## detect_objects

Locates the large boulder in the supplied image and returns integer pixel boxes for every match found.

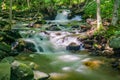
[66,42,84,51]
[109,37,120,49]
[11,61,34,80]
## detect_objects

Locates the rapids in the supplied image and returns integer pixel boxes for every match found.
[12,9,120,80]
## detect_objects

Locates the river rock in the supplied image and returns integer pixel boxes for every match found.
[11,61,34,80]
[66,42,81,51]
[46,24,61,31]
[33,70,50,80]
[109,37,120,49]
[24,42,37,52]
[83,60,103,69]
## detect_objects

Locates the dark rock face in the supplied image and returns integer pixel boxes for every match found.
[66,42,83,51]
[24,42,37,52]
[13,40,44,53]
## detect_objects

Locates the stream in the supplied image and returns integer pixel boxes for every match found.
[12,10,120,80]
[13,25,120,80]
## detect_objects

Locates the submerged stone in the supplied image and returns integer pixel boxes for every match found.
[83,60,103,69]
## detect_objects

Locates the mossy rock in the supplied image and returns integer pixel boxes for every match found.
[109,37,120,49]
[0,43,11,52]
[0,50,9,60]
[1,57,14,64]
[11,61,34,80]
[0,62,11,80]
[0,30,21,43]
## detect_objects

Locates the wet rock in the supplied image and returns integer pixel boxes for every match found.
[24,42,37,52]
[33,70,50,80]
[27,20,46,28]
[46,24,61,31]
[11,61,34,80]
[66,42,83,51]
[84,44,92,49]
[82,40,94,50]
[14,40,37,52]
[38,46,44,52]
[83,60,103,69]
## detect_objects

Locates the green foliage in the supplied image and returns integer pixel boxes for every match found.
[0,62,11,80]
[84,0,115,18]
[84,0,96,18]
[104,26,120,39]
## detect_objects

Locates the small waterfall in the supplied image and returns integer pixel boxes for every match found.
[19,30,84,53]
[20,31,57,53]
[71,15,82,21]
[55,9,71,20]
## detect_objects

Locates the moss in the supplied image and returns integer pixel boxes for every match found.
[0,43,11,52]
[11,61,34,80]
[1,57,14,64]
[0,62,11,80]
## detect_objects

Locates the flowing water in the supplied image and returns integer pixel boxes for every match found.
[14,29,120,80]
[13,10,120,80]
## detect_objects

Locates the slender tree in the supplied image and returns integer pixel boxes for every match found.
[96,0,103,30]
[9,0,12,29]
[111,0,119,26]
[27,0,30,8]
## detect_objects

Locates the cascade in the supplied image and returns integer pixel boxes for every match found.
[11,10,120,80]
[55,9,71,20]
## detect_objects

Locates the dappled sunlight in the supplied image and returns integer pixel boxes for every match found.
[83,60,104,69]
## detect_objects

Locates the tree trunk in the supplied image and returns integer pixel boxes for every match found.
[27,0,30,8]
[96,0,103,30]
[111,0,119,26]
[9,0,12,29]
